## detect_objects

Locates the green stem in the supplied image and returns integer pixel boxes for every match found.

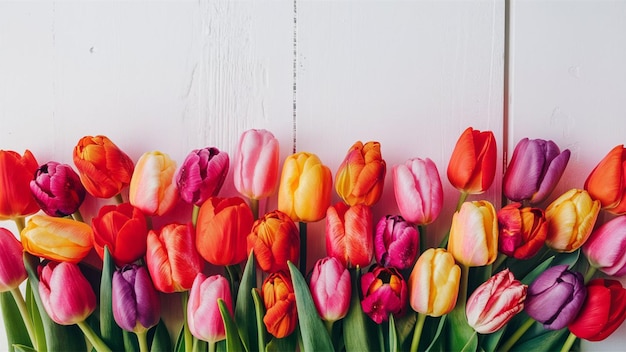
[560,332,578,352]
[182,291,193,352]
[492,253,508,271]
[14,217,26,234]
[114,193,124,204]
[136,330,149,352]
[324,320,334,338]
[10,288,37,348]
[77,320,112,352]
[458,264,470,308]
[499,317,535,352]
[418,225,427,254]
[377,323,385,352]
[192,205,200,227]
[299,222,307,275]
[584,266,597,284]
[209,341,216,352]
[456,192,469,212]
[250,198,259,220]
[409,313,427,352]
[72,209,84,222]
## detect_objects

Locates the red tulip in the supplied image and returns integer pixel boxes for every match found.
[262,271,297,338]
[497,203,547,260]
[0,228,27,292]
[129,151,178,216]
[187,274,233,343]
[247,210,299,273]
[584,145,626,214]
[447,127,497,194]
[568,279,626,341]
[0,149,39,219]
[392,158,443,225]
[91,203,148,266]
[326,202,373,269]
[233,129,280,200]
[176,147,229,206]
[335,141,386,206]
[309,257,351,322]
[30,161,86,217]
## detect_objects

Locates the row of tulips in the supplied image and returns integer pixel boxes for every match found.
[1,127,626,352]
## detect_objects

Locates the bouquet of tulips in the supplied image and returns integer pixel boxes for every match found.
[1,127,626,352]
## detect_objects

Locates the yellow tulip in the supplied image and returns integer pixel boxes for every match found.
[447,200,498,267]
[545,189,600,252]
[21,215,93,263]
[408,248,460,317]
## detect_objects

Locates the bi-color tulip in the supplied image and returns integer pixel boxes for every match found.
[129,151,179,216]
[176,147,229,206]
[335,141,386,206]
[374,215,419,269]
[262,271,297,338]
[503,138,570,204]
[309,257,351,322]
[568,279,626,341]
[233,129,280,200]
[0,149,40,219]
[326,202,373,269]
[277,152,332,223]
[247,210,299,273]
[112,264,160,333]
[408,248,460,317]
[392,157,443,225]
[545,189,600,252]
[497,203,547,260]
[361,265,407,324]
[187,274,233,343]
[21,215,93,264]
[0,228,27,292]
[447,200,498,267]
[446,127,497,194]
[584,145,626,214]
[73,135,134,199]
[30,161,86,217]
[582,215,626,277]
[91,203,148,266]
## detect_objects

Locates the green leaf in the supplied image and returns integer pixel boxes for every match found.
[511,328,568,352]
[123,329,139,351]
[389,314,398,352]
[521,256,554,286]
[251,288,266,351]
[101,246,124,351]
[265,334,297,352]
[235,251,258,352]
[151,319,172,352]
[479,325,505,352]
[219,299,245,352]
[425,315,447,352]
[11,344,37,352]
[287,261,335,352]
[25,283,44,350]
[342,267,378,351]
[393,311,416,347]
[448,304,477,352]
[0,292,31,351]
[174,325,186,352]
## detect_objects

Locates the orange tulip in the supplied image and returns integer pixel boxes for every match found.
[584,145,626,214]
[447,200,498,267]
[73,135,134,199]
[0,149,40,219]
[21,215,93,264]
[545,189,600,252]
[277,152,332,223]
[262,271,297,338]
[335,141,386,206]
[247,210,300,273]
[447,127,497,194]
[129,151,179,216]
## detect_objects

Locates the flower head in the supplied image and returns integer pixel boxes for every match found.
[584,145,626,214]
[30,161,86,217]
[374,215,419,269]
[309,257,351,322]
[447,127,497,194]
[545,189,600,252]
[447,200,498,267]
[497,203,547,259]
[91,203,148,266]
[568,279,626,341]
[392,158,443,225]
[0,149,40,219]
[112,264,160,333]
[233,129,280,200]
[262,271,297,338]
[129,151,179,216]
[361,265,407,324]
[0,228,28,292]
[582,215,626,277]
[408,248,460,317]
[187,274,233,343]
[247,210,300,273]
[325,202,373,269]
[335,141,386,206]
[21,215,93,264]
[176,147,229,206]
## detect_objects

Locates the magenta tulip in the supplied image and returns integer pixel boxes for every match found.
[30,161,86,217]
[112,264,160,333]
[361,265,407,324]
[582,215,626,277]
[233,129,280,200]
[392,158,443,225]
[0,228,27,292]
[187,274,233,343]
[176,147,229,206]
[374,215,419,269]
[309,257,351,322]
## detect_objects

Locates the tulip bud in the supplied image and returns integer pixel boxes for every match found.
[545,189,600,252]
[21,215,93,264]
[112,264,160,333]
[466,269,527,334]
[146,223,203,293]
[447,200,498,267]
[73,135,134,199]
[335,141,386,206]
[568,279,626,341]
[582,215,626,277]
[326,202,373,269]
[447,127,497,194]
[187,274,233,343]
[408,248,460,317]
[392,158,443,225]
[247,210,300,273]
[176,147,229,206]
[525,265,586,330]
[91,203,148,266]
[0,149,40,219]
[233,129,280,200]
[374,215,419,269]
[503,138,570,204]
[30,161,86,217]
[497,203,547,260]
[0,228,27,292]
[277,152,332,223]
[584,145,626,214]
[309,257,351,322]
[129,151,179,216]
[361,265,407,324]
[38,262,96,325]
[262,271,297,338]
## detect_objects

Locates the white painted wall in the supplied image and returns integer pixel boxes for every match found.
[0,0,623,350]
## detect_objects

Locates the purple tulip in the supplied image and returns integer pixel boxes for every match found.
[176,147,229,206]
[112,264,160,333]
[374,215,419,269]
[361,265,407,324]
[29,161,86,217]
[503,138,570,204]
[524,265,586,330]
[309,257,351,322]
[583,215,626,277]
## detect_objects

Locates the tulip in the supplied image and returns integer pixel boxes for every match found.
[112,264,160,333]
[584,145,626,214]
[408,248,460,317]
[503,138,570,204]
[392,158,443,225]
[582,215,626,277]
[497,203,547,260]
[21,215,93,264]
[545,189,600,252]
[187,274,233,343]
[525,265,586,330]
[568,279,626,341]
[277,152,332,223]
[309,257,351,322]
[233,129,280,200]
[262,271,297,338]
[446,127,497,194]
[146,223,203,293]
[196,196,253,266]
[30,161,86,217]
[361,265,407,324]
[176,147,229,206]
[73,135,134,199]
[247,210,299,273]
[374,215,419,269]
[466,269,527,334]
[335,141,386,206]
[326,202,373,269]
[0,228,27,292]
[129,151,179,216]
[91,203,148,266]
[447,200,498,267]
[0,149,39,219]
[38,261,96,325]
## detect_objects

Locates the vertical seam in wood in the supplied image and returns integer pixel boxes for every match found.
[502,0,511,208]
[292,0,298,153]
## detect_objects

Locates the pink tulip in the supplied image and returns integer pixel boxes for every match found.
[0,228,27,292]
[374,215,419,269]
[392,158,443,225]
[309,257,351,322]
[176,147,229,206]
[583,215,626,277]
[447,200,498,267]
[129,151,179,216]
[233,129,280,200]
[187,274,233,343]
[326,202,373,269]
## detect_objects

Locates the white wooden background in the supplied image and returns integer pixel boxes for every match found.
[0,0,624,350]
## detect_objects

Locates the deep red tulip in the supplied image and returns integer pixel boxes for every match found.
[91,203,148,266]
[568,279,626,341]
